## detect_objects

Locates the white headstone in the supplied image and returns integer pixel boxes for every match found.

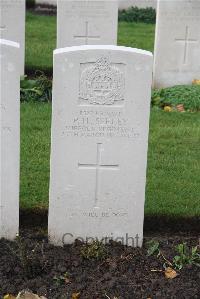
[0,0,25,75]
[0,39,20,240]
[57,0,118,48]
[153,0,200,88]
[49,45,153,247]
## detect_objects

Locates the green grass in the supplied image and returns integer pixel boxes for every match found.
[24,12,199,218]
[118,21,154,52]
[146,109,200,217]
[26,12,56,72]
[26,12,155,72]
[20,102,51,208]
[20,103,200,217]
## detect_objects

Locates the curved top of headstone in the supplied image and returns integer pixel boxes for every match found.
[0,39,20,48]
[54,45,153,57]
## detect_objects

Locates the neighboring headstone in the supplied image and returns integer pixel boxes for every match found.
[57,0,118,48]
[49,45,153,247]
[0,0,25,75]
[153,0,200,88]
[0,39,20,240]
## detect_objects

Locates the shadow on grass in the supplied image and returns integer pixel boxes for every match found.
[25,67,53,78]
[20,208,200,233]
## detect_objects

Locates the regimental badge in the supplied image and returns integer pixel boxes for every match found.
[79,57,125,105]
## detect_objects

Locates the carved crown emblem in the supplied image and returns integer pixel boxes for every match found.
[79,57,125,105]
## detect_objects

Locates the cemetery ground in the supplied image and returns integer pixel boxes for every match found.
[25,12,155,73]
[1,9,200,299]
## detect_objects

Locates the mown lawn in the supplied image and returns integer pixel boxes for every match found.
[23,11,200,217]
[25,12,155,72]
[20,103,200,217]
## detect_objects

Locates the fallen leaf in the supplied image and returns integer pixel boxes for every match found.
[164,106,172,112]
[72,292,80,299]
[4,295,16,299]
[192,79,200,85]
[176,104,185,112]
[16,291,47,299]
[165,267,178,279]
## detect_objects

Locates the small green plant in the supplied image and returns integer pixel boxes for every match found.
[147,240,200,271]
[118,6,156,24]
[81,240,107,260]
[147,240,160,256]
[20,72,52,102]
[147,240,172,268]
[173,243,200,270]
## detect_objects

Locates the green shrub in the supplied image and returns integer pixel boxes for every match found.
[151,85,200,111]
[26,0,35,9]
[20,72,52,102]
[118,6,156,24]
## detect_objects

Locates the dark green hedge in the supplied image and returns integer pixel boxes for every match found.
[26,0,35,9]
[118,6,156,24]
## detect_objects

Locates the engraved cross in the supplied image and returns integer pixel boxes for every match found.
[74,21,100,45]
[175,26,198,64]
[78,143,119,208]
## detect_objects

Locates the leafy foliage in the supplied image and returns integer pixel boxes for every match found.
[118,7,156,24]
[152,85,200,111]
[20,72,52,102]
[147,240,160,256]
[173,243,200,270]
[147,240,200,271]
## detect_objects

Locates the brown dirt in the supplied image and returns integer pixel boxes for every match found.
[0,227,199,299]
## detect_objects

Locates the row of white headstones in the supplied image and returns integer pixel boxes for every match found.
[1,0,200,87]
[0,0,199,247]
[1,40,153,247]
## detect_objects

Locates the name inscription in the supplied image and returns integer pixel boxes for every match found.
[63,109,140,139]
